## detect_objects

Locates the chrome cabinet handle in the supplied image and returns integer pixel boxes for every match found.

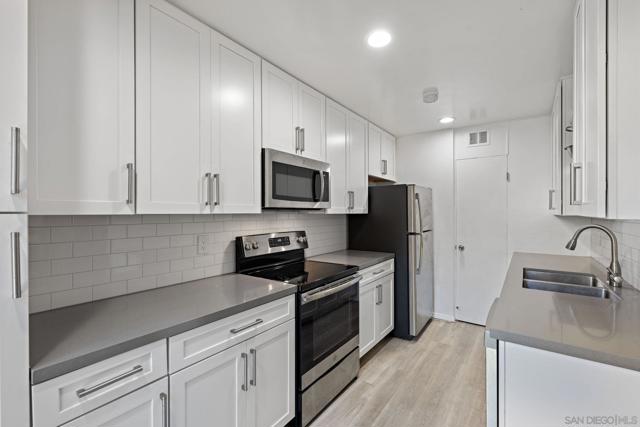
[565,125,574,133]
[347,191,354,210]
[230,318,263,334]
[10,232,21,299]
[295,127,301,152]
[10,127,20,195]
[376,284,383,305]
[126,163,135,205]
[250,349,257,386]
[301,128,305,152]
[570,163,583,205]
[160,392,168,427]
[457,244,465,251]
[204,173,212,206]
[380,159,387,175]
[241,353,248,391]
[548,189,555,210]
[214,173,220,206]
[372,269,385,275]
[76,365,144,398]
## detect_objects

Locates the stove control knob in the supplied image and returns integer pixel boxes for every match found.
[252,242,260,250]
[244,242,252,251]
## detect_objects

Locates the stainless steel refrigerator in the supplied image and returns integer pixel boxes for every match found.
[348,184,434,339]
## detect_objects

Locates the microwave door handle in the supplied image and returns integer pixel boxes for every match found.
[320,171,326,202]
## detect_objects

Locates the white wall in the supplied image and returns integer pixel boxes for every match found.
[28,213,347,313]
[397,130,456,321]
[507,116,590,256]
[397,116,590,321]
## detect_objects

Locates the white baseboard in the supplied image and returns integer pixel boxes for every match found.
[433,312,456,322]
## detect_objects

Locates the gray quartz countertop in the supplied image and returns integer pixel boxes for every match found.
[486,252,640,371]
[30,274,296,385]
[309,250,394,270]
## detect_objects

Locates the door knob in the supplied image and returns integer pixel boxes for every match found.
[457,245,465,251]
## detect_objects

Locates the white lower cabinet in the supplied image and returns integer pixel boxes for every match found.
[170,319,295,427]
[63,378,168,427]
[358,261,395,357]
[491,341,640,427]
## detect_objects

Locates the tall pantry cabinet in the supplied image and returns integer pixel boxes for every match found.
[0,1,29,426]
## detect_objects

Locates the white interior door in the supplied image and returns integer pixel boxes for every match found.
[136,0,211,213]
[261,61,297,154]
[0,0,27,213]
[347,113,368,213]
[0,214,29,427]
[65,379,166,427]
[212,32,261,213]
[455,156,508,325]
[325,100,348,214]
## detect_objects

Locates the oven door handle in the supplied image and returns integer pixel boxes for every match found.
[301,275,361,305]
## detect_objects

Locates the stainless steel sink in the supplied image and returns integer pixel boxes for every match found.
[522,268,614,300]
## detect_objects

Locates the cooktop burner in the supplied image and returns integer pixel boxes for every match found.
[244,260,357,293]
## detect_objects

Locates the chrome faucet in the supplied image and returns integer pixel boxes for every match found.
[565,225,623,287]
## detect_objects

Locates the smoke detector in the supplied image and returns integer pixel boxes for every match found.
[422,87,439,104]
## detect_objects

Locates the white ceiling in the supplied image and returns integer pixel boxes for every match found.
[172,0,575,136]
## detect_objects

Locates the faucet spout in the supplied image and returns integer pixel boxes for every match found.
[565,225,623,287]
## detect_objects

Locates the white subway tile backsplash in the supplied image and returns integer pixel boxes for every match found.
[28,213,348,313]
[592,219,640,289]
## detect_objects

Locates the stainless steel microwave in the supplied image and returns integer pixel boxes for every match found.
[262,148,330,209]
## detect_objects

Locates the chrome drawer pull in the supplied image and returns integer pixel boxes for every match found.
[76,365,144,398]
[230,318,263,334]
[372,269,385,275]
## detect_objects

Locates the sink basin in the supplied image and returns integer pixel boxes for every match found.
[523,268,599,287]
[522,268,614,300]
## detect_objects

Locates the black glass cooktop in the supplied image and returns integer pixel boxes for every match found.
[245,260,358,293]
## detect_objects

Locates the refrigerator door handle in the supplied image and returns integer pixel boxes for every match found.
[415,194,424,273]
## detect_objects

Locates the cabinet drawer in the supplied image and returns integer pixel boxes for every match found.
[32,340,167,427]
[169,295,295,372]
[360,259,394,285]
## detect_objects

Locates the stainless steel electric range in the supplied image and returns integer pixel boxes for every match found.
[235,231,361,426]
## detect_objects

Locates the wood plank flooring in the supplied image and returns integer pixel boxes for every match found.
[309,320,486,427]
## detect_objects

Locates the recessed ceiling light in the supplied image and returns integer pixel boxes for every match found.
[367,30,391,48]
[439,116,455,124]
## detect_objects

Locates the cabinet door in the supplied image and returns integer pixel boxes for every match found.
[325,100,348,214]
[262,61,298,155]
[607,0,640,219]
[248,319,295,427]
[348,113,369,213]
[549,82,562,214]
[358,282,377,357]
[0,0,27,212]
[136,0,211,214]
[212,32,261,213]
[63,378,167,427]
[297,83,326,161]
[572,0,606,218]
[368,123,382,178]
[29,0,134,214]
[0,214,28,427]
[380,131,396,181]
[375,274,394,340]
[171,342,247,427]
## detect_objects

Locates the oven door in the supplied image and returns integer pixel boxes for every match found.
[263,148,330,209]
[299,274,360,390]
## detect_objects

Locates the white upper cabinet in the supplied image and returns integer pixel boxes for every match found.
[368,123,396,181]
[211,33,262,213]
[325,100,368,214]
[380,130,396,182]
[136,0,212,214]
[572,0,607,218]
[29,0,134,214]
[325,100,348,213]
[262,60,326,161]
[347,113,369,213]
[0,0,27,213]
[549,81,562,214]
[607,0,640,219]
